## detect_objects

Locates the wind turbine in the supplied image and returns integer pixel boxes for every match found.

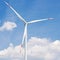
[4,1,54,60]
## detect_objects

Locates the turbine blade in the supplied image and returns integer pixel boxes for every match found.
[22,25,26,45]
[28,18,54,24]
[4,1,26,23]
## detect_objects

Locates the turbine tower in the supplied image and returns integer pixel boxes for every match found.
[4,1,54,60]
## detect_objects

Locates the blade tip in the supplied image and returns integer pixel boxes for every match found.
[48,18,54,20]
[4,1,8,5]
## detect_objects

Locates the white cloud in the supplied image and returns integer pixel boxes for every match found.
[0,21,17,31]
[0,37,60,60]
[27,37,60,60]
[0,43,24,58]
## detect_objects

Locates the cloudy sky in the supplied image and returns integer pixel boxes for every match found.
[0,0,60,60]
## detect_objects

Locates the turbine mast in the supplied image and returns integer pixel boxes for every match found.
[25,24,28,60]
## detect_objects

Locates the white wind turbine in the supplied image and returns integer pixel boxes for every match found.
[4,1,54,60]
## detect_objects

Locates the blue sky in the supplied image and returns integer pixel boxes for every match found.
[0,0,60,49]
[0,0,60,60]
